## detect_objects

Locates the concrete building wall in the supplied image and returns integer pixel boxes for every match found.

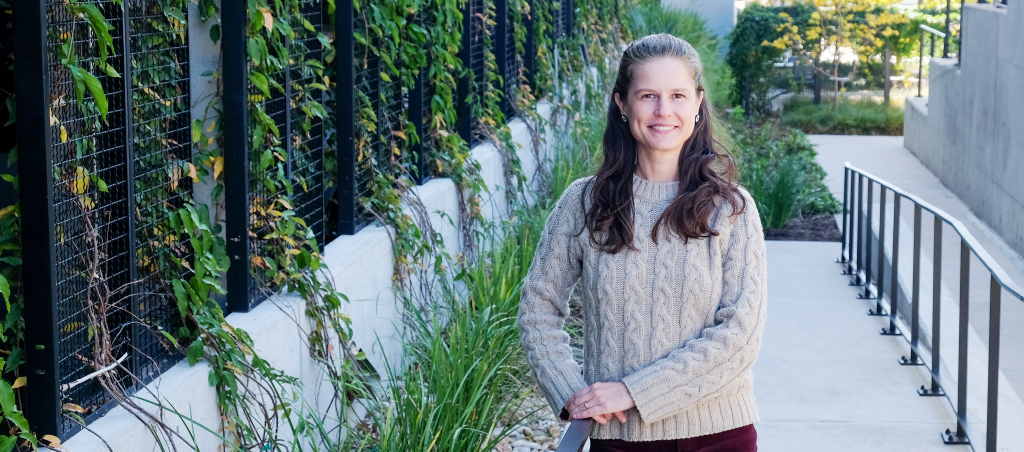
[661,0,737,38]
[903,2,1024,260]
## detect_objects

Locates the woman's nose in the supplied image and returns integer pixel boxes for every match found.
[653,97,672,117]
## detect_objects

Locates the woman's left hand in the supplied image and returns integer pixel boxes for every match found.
[565,382,636,424]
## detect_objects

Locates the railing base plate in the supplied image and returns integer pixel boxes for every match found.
[899,356,924,366]
[941,430,969,445]
[867,308,888,316]
[879,327,902,336]
[918,386,945,397]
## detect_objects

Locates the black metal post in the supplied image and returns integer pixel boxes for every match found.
[986,275,1001,452]
[854,173,864,286]
[14,0,60,437]
[902,203,925,365]
[945,239,971,444]
[336,0,356,234]
[918,31,924,97]
[524,0,536,89]
[457,0,474,144]
[921,216,945,396]
[840,168,849,264]
[862,180,875,299]
[869,186,887,312]
[847,169,857,275]
[881,194,901,332]
[224,0,251,313]
[122,2,142,387]
[944,0,951,57]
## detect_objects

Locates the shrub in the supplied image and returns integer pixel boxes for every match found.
[781,98,904,135]
[731,120,841,229]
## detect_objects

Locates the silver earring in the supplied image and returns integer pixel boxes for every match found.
[635,151,638,165]
[695,114,701,124]
[621,114,627,123]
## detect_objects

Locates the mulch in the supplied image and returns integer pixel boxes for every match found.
[764,214,842,242]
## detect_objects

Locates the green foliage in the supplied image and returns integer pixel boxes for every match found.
[0,358,34,451]
[625,1,734,107]
[732,119,840,228]
[727,4,813,114]
[781,97,904,135]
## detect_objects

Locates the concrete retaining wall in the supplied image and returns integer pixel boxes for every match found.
[903,1,1024,261]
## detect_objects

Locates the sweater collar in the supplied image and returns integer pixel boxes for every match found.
[632,173,678,202]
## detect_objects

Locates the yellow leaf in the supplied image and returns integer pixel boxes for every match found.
[63,403,87,413]
[71,167,90,195]
[253,256,269,269]
[42,434,68,451]
[60,125,68,143]
[277,198,292,210]
[213,156,225,180]
[188,163,198,183]
[392,130,407,140]
[260,7,274,31]
[11,376,26,389]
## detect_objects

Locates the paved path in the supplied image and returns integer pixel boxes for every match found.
[754,241,967,452]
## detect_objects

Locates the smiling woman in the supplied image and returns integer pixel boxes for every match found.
[517,34,767,451]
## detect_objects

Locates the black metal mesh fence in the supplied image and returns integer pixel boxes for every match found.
[501,3,520,120]
[40,0,190,436]
[244,0,328,305]
[467,0,486,146]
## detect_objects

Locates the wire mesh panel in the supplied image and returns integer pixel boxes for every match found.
[17,0,192,438]
[128,0,192,385]
[235,0,329,308]
[499,0,521,120]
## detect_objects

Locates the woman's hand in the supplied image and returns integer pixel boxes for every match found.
[564,382,636,425]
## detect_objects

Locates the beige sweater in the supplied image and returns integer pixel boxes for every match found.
[517,175,768,441]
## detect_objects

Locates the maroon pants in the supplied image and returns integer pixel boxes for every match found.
[590,424,757,452]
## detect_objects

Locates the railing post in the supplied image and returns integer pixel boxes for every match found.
[901,203,925,365]
[861,180,875,299]
[14,0,60,437]
[986,275,1001,452]
[944,0,951,57]
[920,216,945,396]
[336,0,356,234]
[869,186,887,312]
[854,173,865,286]
[847,169,857,275]
[840,167,849,264]
[944,239,971,444]
[881,194,901,332]
[224,0,251,314]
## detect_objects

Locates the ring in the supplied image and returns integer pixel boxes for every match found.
[584,402,589,408]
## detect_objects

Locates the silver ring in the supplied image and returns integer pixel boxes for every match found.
[584,402,589,408]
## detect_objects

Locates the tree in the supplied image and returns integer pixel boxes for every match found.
[727,3,813,115]
[768,0,907,107]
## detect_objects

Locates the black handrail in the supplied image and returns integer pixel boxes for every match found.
[840,162,1024,451]
[918,24,946,97]
[555,418,595,451]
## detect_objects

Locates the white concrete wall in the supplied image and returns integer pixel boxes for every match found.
[903,2,1024,261]
[661,0,736,38]
[61,103,556,452]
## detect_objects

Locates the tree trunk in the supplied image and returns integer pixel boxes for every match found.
[813,54,822,105]
[884,45,892,106]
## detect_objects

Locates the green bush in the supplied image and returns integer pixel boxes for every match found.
[781,98,904,135]
[625,1,734,107]
[732,120,840,229]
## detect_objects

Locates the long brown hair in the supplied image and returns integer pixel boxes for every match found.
[582,33,745,254]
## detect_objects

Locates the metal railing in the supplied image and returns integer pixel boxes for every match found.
[840,163,1024,450]
[555,418,594,451]
[918,25,946,97]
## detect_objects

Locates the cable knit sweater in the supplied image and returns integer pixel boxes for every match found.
[517,174,768,441]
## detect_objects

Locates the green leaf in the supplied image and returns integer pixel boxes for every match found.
[0,435,17,452]
[209,24,221,43]
[70,3,116,63]
[164,6,186,23]
[172,279,189,319]
[248,72,271,98]
[187,340,205,366]
[95,177,108,193]
[0,380,15,416]
[0,275,8,306]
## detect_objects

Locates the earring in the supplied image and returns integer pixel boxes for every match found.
[635,151,638,165]
[621,114,627,123]
[695,113,701,124]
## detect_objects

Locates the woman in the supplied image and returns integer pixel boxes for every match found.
[517,34,767,451]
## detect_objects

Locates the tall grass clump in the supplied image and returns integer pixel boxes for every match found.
[625,0,734,106]
[732,121,840,229]
[781,98,904,135]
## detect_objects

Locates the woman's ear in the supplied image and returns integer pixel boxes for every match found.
[614,92,625,116]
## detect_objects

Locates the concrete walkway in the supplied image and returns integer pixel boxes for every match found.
[755,241,966,452]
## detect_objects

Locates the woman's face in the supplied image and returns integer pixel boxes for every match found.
[614,57,704,156]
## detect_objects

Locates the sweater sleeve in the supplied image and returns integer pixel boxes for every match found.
[620,195,768,424]
[517,180,589,420]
